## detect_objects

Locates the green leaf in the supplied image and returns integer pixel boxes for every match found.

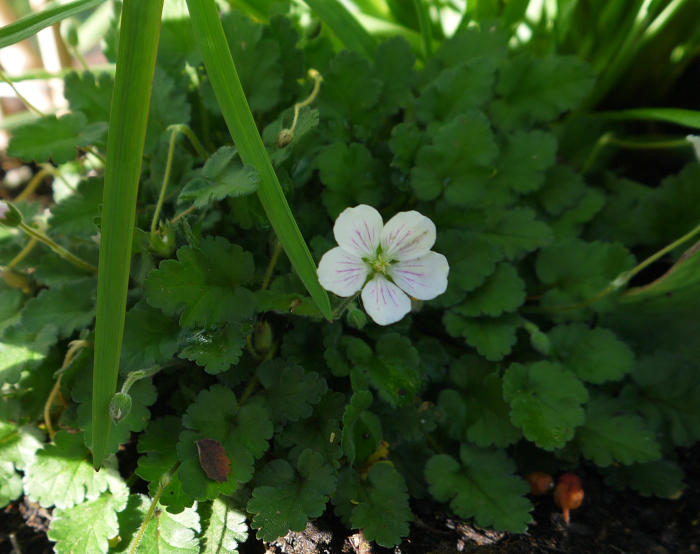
[438,357,520,448]
[443,312,520,361]
[342,463,411,547]
[435,231,501,306]
[0,323,54,384]
[372,37,415,116]
[318,142,382,218]
[319,50,383,131]
[341,391,381,466]
[415,58,494,123]
[349,333,421,407]
[425,445,531,533]
[603,460,685,499]
[576,395,660,467]
[0,0,102,48]
[493,130,557,194]
[185,0,332,320]
[49,177,103,236]
[389,121,424,173]
[20,279,96,341]
[63,71,113,123]
[0,462,22,508]
[178,146,259,209]
[145,69,191,154]
[48,476,129,554]
[220,11,283,113]
[0,422,43,470]
[91,0,164,468]
[503,361,588,450]
[304,0,376,57]
[119,495,200,553]
[257,360,328,423]
[536,238,635,308]
[179,322,252,374]
[620,354,700,447]
[473,208,552,260]
[144,236,256,328]
[137,417,194,513]
[8,112,106,164]
[597,107,700,130]
[536,165,587,216]
[412,111,498,202]
[177,385,273,500]
[491,54,594,129]
[248,449,336,541]
[549,324,634,384]
[200,497,248,553]
[24,431,120,509]
[455,263,526,317]
[121,302,180,371]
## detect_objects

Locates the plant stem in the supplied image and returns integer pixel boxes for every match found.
[260,239,281,291]
[530,220,700,313]
[0,67,44,116]
[6,237,37,269]
[288,69,322,134]
[332,290,360,320]
[151,124,209,237]
[170,204,196,224]
[128,463,180,554]
[44,340,88,439]
[18,222,96,272]
[15,166,53,202]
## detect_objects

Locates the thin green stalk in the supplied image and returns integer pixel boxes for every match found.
[6,237,37,269]
[185,0,332,320]
[0,68,44,116]
[260,240,282,291]
[640,0,687,47]
[530,220,700,314]
[128,463,179,554]
[413,0,433,57]
[332,290,361,319]
[91,0,164,468]
[18,222,96,272]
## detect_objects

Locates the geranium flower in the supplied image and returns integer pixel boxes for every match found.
[317,205,449,325]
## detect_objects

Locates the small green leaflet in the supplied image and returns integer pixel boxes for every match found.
[200,497,248,554]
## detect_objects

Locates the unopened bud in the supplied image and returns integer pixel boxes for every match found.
[346,308,367,330]
[529,330,551,355]
[253,320,273,354]
[150,222,175,257]
[2,269,31,293]
[275,128,294,148]
[0,201,23,227]
[109,392,132,423]
[64,21,79,48]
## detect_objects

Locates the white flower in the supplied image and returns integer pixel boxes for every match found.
[317,204,449,325]
[0,201,8,220]
[687,135,700,160]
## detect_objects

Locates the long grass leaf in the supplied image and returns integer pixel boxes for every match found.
[185,0,332,320]
[0,0,102,49]
[303,0,376,56]
[91,0,164,468]
[597,107,700,130]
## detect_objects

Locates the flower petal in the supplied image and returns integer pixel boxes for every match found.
[381,210,436,261]
[389,251,449,300]
[317,247,368,297]
[334,205,383,258]
[361,274,411,326]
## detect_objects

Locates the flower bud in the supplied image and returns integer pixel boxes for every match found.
[109,392,132,424]
[150,222,176,257]
[346,307,367,329]
[253,320,273,354]
[529,330,551,355]
[0,201,23,227]
[526,471,554,496]
[64,21,79,48]
[554,473,584,524]
[275,128,294,148]
[2,269,31,293]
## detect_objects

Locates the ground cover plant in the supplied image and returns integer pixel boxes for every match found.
[1,0,700,552]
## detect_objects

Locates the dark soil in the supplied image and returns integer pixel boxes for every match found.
[2,446,697,554]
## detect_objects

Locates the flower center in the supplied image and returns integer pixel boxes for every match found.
[369,252,391,275]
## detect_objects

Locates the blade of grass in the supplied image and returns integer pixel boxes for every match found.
[91,0,164,468]
[596,107,700,130]
[185,0,332,320]
[413,0,433,57]
[0,0,102,49]
[302,0,376,56]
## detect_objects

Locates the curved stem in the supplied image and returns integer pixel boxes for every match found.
[15,166,53,202]
[260,239,281,291]
[332,290,361,320]
[6,237,37,269]
[0,67,44,116]
[18,222,96,273]
[288,69,323,135]
[128,463,180,554]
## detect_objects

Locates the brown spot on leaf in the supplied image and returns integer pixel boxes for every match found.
[195,438,231,482]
